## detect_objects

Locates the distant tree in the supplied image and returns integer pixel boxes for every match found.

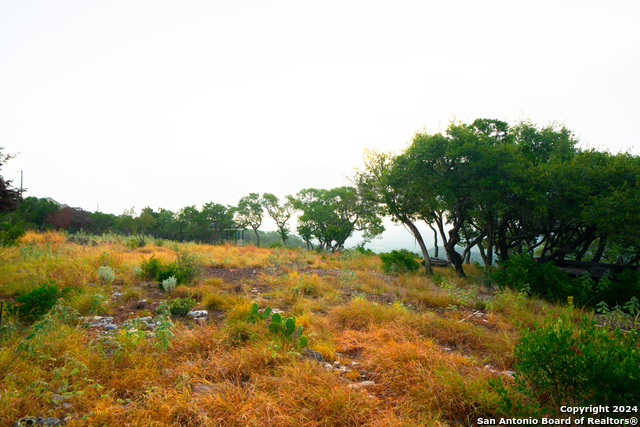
[115,207,138,235]
[10,197,60,230]
[201,202,235,244]
[137,207,157,236]
[234,193,264,247]
[262,193,295,247]
[88,211,117,234]
[46,206,92,232]
[0,147,22,213]
[293,186,384,252]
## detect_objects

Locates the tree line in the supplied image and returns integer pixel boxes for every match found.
[3,117,640,274]
[0,177,383,250]
[356,119,640,276]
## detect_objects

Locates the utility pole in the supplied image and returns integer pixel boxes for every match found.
[20,170,23,197]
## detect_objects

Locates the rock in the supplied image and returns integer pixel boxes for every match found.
[347,381,376,389]
[12,416,64,426]
[83,316,114,328]
[104,323,117,331]
[139,316,153,323]
[187,310,208,318]
[300,349,323,363]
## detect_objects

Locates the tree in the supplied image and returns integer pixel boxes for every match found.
[0,147,22,213]
[201,202,235,244]
[10,197,59,230]
[262,193,295,247]
[293,186,384,252]
[356,150,434,275]
[234,193,264,247]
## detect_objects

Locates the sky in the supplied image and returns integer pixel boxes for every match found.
[1,1,639,251]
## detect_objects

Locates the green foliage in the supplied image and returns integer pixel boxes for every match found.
[293,186,384,252]
[267,312,308,349]
[246,302,271,323]
[0,222,25,247]
[161,276,177,293]
[379,249,421,274]
[494,253,640,307]
[491,314,640,416]
[492,253,579,303]
[247,303,308,350]
[153,302,175,350]
[139,250,199,286]
[97,266,116,284]
[7,282,71,324]
[168,297,196,317]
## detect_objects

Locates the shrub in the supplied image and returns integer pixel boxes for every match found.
[168,297,196,317]
[491,314,640,417]
[97,266,116,284]
[161,276,177,293]
[379,249,421,274]
[7,282,71,324]
[0,222,25,247]
[492,253,578,303]
[140,255,163,281]
[139,251,198,286]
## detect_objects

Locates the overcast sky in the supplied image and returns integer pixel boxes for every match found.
[1,1,639,249]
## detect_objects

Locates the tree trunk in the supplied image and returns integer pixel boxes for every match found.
[428,223,439,258]
[401,216,432,275]
[591,236,607,263]
[254,228,261,248]
[434,214,466,277]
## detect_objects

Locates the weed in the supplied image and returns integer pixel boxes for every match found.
[97,266,116,284]
[7,282,71,324]
[168,297,196,317]
[161,276,177,293]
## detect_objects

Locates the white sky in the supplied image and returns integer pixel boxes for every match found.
[1,1,639,249]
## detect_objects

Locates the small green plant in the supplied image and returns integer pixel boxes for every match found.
[337,270,358,286]
[153,302,175,350]
[97,266,116,284]
[267,312,308,349]
[139,252,197,286]
[168,297,196,317]
[7,282,71,324]
[161,276,177,293]
[491,314,640,416]
[379,249,421,274]
[247,302,272,323]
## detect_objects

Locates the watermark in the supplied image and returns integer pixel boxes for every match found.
[477,406,638,426]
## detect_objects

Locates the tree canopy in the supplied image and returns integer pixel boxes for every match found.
[359,119,640,276]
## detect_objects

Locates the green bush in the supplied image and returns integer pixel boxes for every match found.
[492,253,579,303]
[139,251,198,286]
[0,222,25,247]
[491,314,640,417]
[379,249,421,274]
[7,282,71,324]
[493,253,640,307]
[168,297,196,317]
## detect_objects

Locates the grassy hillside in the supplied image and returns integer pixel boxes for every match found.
[0,232,634,426]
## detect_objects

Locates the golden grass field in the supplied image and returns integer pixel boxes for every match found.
[0,231,585,426]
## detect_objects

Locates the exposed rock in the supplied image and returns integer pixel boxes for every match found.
[82,316,114,328]
[104,323,117,331]
[300,349,323,363]
[347,381,376,389]
[187,310,208,318]
[12,416,64,426]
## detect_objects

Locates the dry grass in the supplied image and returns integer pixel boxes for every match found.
[0,233,579,425]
